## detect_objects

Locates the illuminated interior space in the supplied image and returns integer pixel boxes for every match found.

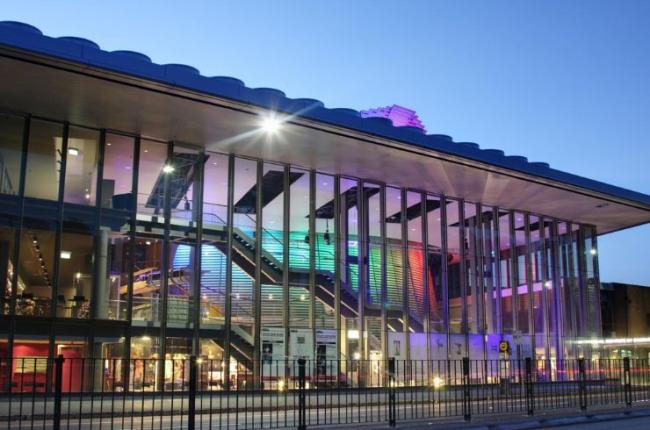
[1,21,650,390]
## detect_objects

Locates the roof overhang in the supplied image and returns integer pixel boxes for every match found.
[1,45,649,234]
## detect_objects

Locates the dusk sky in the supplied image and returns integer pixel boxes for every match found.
[4,0,650,285]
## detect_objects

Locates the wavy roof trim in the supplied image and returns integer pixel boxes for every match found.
[0,20,648,207]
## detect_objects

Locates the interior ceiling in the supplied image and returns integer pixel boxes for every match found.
[0,49,649,235]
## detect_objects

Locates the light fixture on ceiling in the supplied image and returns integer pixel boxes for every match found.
[68,147,79,156]
[260,114,282,134]
[162,164,175,173]
[60,250,71,259]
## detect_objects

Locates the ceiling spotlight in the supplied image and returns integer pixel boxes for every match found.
[261,114,282,134]
[162,164,175,173]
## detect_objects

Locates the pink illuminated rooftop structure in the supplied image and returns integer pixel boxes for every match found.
[359,104,426,132]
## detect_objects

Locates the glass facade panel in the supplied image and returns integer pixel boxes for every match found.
[102,134,134,210]
[446,200,462,334]
[63,127,99,206]
[499,211,514,333]
[464,202,479,334]
[201,152,229,327]
[57,230,94,319]
[17,228,55,316]
[514,212,530,334]
[0,114,24,196]
[166,145,201,328]
[481,206,498,335]
[24,120,63,201]
[426,195,444,334]
[289,167,310,329]
[315,173,334,329]
[385,187,404,332]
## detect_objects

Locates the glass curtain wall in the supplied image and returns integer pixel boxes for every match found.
[0,112,608,387]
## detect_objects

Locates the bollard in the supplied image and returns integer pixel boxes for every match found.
[298,358,307,430]
[462,357,471,421]
[188,355,197,430]
[53,355,64,430]
[623,357,632,407]
[578,358,587,411]
[388,357,396,427]
[525,357,534,415]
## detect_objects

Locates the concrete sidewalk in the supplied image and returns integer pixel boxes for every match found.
[321,405,650,429]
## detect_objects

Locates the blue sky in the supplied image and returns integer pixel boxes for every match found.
[4,0,650,285]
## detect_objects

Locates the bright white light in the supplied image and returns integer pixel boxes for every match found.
[590,248,597,255]
[145,240,151,246]
[162,164,175,173]
[260,115,282,134]
[353,352,361,360]
[68,147,79,156]
[348,329,360,340]
[60,250,72,259]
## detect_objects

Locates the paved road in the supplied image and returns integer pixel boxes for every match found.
[544,416,650,429]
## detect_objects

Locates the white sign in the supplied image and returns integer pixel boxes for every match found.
[261,327,286,379]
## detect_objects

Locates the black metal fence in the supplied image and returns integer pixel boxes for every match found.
[1,356,650,429]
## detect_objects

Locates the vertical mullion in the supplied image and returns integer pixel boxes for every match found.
[379,185,388,362]
[590,228,602,336]
[539,217,551,362]
[123,136,140,373]
[400,188,410,361]
[158,140,173,389]
[223,154,235,389]
[458,200,468,355]
[192,150,205,355]
[283,165,290,361]
[50,122,69,320]
[355,181,366,364]
[357,181,366,362]
[440,196,449,360]
[508,211,518,340]
[253,159,263,385]
[524,214,535,355]
[333,175,342,362]
[308,171,316,354]
[493,207,503,335]
[421,192,430,355]
[550,221,564,361]
[91,130,106,322]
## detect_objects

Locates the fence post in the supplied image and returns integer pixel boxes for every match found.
[578,358,587,411]
[525,357,534,415]
[623,357,632,407]
[462,357,471,421]
[53,354,64,430]
[298,358,306,430]
[388,357,396,427]
[188,355,197,430]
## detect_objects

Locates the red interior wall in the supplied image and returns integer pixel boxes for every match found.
[12,343,49,392]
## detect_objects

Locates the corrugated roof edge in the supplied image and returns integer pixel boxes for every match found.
[0,20,649,208]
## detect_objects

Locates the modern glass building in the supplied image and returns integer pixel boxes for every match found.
[1,21,649,389]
